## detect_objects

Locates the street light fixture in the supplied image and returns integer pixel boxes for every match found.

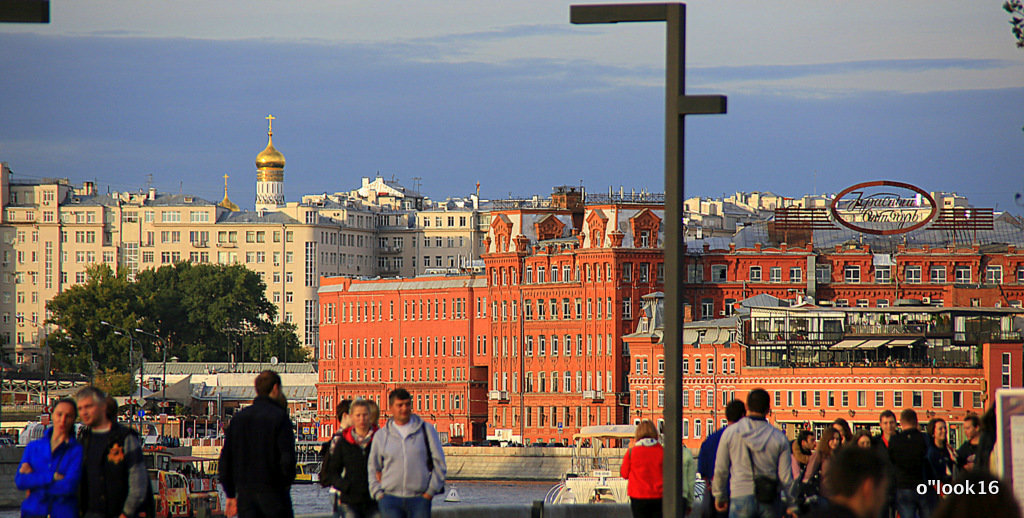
[101,321,141,432]
[135,328,168,437]
[570,4,727,517]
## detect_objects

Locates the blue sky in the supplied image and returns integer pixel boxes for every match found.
[2,1,1023,212]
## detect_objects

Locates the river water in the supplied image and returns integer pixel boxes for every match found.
[0,480,556,517]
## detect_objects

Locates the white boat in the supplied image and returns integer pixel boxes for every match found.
[546,425,634,504]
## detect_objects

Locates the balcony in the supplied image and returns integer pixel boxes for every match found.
[377,245,402,254]
[582,390,604,401]
[216,242,237,248]
[487,390,509,401]
[191,241,209,248]
[744,330,844,346]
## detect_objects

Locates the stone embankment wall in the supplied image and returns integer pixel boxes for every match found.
[0,447,25,508]
[444,447,627,481]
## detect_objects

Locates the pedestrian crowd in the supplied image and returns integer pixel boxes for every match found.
[11,371,448,518]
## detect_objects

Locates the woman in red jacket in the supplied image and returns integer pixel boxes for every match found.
[621,420,663,518]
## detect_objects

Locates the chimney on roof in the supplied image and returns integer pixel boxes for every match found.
[148,187,156,201]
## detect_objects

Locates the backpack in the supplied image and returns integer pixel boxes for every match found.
[318,433,343,488]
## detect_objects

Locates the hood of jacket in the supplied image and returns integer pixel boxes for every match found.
[385,413,424,435]
[734,416,778,450]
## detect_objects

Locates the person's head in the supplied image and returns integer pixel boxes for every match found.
[336,399,353,427]
[879,410,897,437]
[833,418,853,442]
[928,418,948,446]
[255,370,285,406]
[900,408,919,431]
[818,427,841,458]
[725,399,747,424]
[388,388,412,424]
[51,398,78,436]
[931,472,1022,518]
[105,397,118,422]
[854,430,873,449]
[349,400,373,433]
[825,446,890,518]
[798,430,816,453]
[367,399,381,425]
[963,414,980,441]
[75,386,109,428]
[746,388,770,417]
[634,420,658,442]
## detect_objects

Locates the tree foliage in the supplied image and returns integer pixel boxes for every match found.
[1006,1,1024,48]
[46,263,308,377]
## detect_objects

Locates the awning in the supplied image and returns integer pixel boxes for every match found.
[831,340,865,350]
[887,338,919,347]
[857,339,890,350]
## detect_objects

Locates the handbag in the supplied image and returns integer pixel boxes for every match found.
[745,443,779,504]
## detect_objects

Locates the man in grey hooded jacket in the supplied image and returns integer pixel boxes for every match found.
[368,388,446,518]
[712,388,798,518]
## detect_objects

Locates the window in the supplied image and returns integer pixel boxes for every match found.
[986,265,1003,285]
[875,265,891,284]
[905,265,922,283]
[930,266,946,283]
[816,264,831,284]
[955,265,972,283]
[711,264,727,282]
[622,263,632,282]
[933,391,943,408]
[952,391,963,408]
[749,266,762,282]
[894,391,903,408]
[1003,352,1012,388]
[622,298,632,320]
[789,267,802,283]
[875,391,884,407]
[844,265,861,283]
[694,358,702,374]
[912,391,923,407]
[769,267,782,283]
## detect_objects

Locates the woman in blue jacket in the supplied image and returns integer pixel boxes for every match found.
[15,397,83,518]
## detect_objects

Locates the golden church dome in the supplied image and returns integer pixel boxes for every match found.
[218,174,240,212]
[255,115,285,169]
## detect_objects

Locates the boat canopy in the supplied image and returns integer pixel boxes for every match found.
[572,425,635,441]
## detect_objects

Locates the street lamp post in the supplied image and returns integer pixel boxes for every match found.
[135,328,167,437]
[570,5,726,517]
[101,321,137,431]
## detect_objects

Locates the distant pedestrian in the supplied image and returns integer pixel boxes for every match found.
[336,399,354,431]
[368,388,446,518]
[698,400,746,518]
[76,387,153,518]
[871,409,898,518]
[852,431,873,449]
[621,420,664,518]
[16,398,83,518]
[831,418,853,447]
[803,446,891,518]
[888,409,936,518]
[323,399,380,518]
[926,418,957,492]
[712,388,798,518]
[219,370,296,518]
[801,427,840,506]
[790,430,815,482]
[956,414,981,473]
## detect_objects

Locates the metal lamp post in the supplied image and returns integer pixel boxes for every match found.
[101,321,138,431]
[135,328,167,437]
[570,4,726,517]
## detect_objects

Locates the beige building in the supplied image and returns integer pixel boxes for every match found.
[0,118,490,367]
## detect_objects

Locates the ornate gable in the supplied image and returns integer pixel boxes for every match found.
[534,214,566,242]
[490,214,514,253]
[586,210,608,248]
[630,209,661,248]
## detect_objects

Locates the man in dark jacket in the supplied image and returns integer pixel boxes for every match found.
[220,370,296,518]
[698,400,745,518]
[76,387,153,518]
[323,399,378,518]
[888,409,935,518]
[871,410,897,518]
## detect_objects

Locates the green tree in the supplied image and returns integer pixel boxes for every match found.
[47,262,297,376]
[1006,1,1024,48]
[94,369,133,396]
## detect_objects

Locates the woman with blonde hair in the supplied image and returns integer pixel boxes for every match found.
[621,420,664,518]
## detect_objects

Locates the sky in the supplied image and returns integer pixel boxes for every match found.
[2,1,1023,213]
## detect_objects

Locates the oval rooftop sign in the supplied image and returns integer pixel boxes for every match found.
[829,181,937,235]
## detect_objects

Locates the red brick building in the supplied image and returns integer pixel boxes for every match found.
[626,292,1024,453]
[315,275,489,442]
[315,187,1024,445]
